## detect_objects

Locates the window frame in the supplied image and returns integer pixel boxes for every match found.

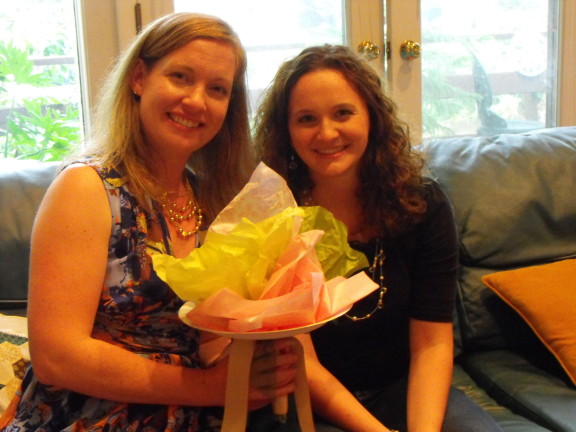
[78,0,575,139]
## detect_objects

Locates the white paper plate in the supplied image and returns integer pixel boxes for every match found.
[178,302,349,340]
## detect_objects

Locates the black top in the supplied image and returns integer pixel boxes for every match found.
[311,180,459,390]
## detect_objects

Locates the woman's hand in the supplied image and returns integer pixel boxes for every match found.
[248,337,299,409]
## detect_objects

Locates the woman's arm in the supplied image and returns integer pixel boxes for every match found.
[27,164,229,405]
[297,334,390,432]
[407,319,454,432]
[27,165,296,407]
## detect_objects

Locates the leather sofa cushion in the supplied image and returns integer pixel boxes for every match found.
[462,350,576,432]
[452,364,549,432]
[422,127,576,268]
[0,160,58,309]
[422,127,576,350]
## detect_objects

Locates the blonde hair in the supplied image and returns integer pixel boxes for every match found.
[86,12,254,220]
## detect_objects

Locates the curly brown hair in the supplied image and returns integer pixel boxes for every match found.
[254,44,426,238]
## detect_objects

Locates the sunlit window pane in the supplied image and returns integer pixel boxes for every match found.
[174,0,345,110]
[421,0,557,139]
[0,0,83,161]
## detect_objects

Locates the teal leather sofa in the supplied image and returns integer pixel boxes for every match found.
[0,160,59,318]
[1,127,575,430]
[423,127,576,431]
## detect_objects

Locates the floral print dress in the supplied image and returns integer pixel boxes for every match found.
[0,163,223,432]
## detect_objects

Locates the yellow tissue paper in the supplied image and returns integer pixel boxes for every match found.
[152,163,377,333]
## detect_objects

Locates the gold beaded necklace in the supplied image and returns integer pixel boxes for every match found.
[159,181,203,239]
[345,237,388,321]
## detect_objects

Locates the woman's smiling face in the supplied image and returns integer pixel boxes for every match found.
[131,38,236,161]
[288,68,370,183]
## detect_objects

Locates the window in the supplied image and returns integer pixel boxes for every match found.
[420,0,556,139]
[0,0,83,161]
[173,0,345,110]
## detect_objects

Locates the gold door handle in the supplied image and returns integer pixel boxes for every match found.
[357,41,381,61]
[400,40,421,60]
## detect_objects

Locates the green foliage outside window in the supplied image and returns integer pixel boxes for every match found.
[421,34,480,140]
[0,40,81,161]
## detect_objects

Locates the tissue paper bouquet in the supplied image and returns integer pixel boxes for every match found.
[152,163,379,335]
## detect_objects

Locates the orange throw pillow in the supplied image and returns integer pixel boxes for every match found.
[482,259,576,385]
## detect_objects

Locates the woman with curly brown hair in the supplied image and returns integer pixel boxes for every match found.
[254,44,503,432]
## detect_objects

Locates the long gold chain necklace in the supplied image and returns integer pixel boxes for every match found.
[345,237,388,321]
[159,180,203,239]
[298,190,388,320]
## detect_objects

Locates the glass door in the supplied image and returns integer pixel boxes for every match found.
[420,0,557,140]
[79,0,574,145]
[386,0,573,142]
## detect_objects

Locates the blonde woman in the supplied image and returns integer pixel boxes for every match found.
[0,13,298,432]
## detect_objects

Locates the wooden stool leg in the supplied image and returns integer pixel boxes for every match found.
[221,339,256,432]
[292,339,315,432]
[220,337,315,432]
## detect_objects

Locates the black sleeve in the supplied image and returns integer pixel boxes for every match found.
[409,180,459,322]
